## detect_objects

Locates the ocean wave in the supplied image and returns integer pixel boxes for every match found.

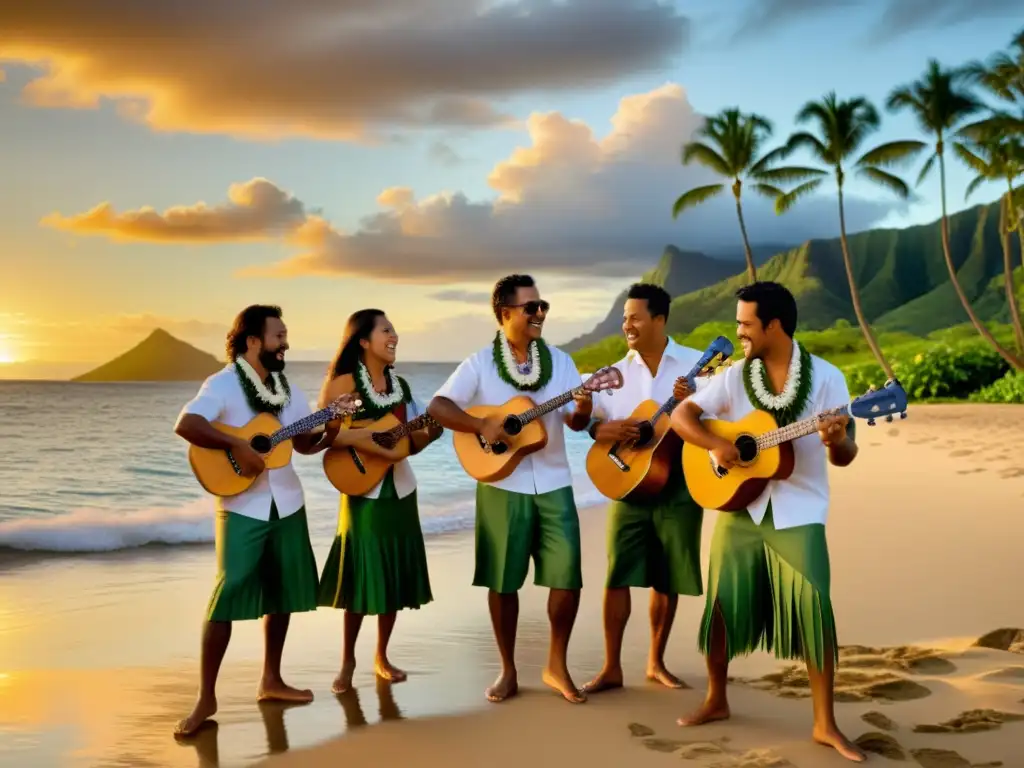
[0,499,214,553]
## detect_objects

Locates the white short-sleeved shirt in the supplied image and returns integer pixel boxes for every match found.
[357,396,424,501]
[433,342,583,495]
[180,364,313,521]
[687,347,852,530]
[592,337,707,421]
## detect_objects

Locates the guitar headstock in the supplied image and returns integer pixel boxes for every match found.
[694,335,735,379]
[329,394,363,418]
[584,365,624,393]
[849,379,908,426]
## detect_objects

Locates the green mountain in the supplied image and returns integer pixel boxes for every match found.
[572,197,1023,354]
[73,329,223,382]
[562,243,785,351]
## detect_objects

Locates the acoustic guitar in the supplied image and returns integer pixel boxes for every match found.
[188,395,361,497]
[452,366,624,483]
[323,412,442,496]
[682,378,908,511]
[586,335,734,502]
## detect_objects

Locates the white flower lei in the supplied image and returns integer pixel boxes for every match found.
[496,330,541,388]
[357,361,405,410]
[235,357,290,408]
[748,339,802,410]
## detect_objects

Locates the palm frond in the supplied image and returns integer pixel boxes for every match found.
[953,143,990,176]
[681,142,732,176]
[785,131,829,163]
[916,152,938,186]
[964,175,987,201]
[753,166,829,184]
[748,145,792,175]
[672,184,726,218]
[856,140,928,168]
[775,178,826,215]
[857,166,912,199]
[750,183,786,200]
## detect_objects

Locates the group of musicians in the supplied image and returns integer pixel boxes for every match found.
[172,275,866,762]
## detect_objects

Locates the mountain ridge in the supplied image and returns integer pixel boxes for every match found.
[73,329,224,382]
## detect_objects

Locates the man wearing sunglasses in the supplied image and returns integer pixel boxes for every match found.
[429,274,594,705]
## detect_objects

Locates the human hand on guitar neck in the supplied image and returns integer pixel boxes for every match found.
[672,376,693,401]
[816,413,850,447]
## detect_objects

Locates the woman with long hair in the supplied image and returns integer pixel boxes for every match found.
[317,308,442,693]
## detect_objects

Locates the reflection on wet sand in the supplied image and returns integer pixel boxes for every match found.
[176,678,405,766]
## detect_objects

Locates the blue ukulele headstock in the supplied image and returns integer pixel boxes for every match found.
[849,379,908,426]
[687,336,735,388]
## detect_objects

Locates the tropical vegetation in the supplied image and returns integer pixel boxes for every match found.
[663,26,1024,388]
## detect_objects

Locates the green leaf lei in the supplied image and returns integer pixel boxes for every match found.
[492,331,553,392]
[234,361,291,416]
[742,342,814,427]
[352,366,412,420]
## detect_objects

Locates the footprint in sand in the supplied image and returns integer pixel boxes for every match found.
[909,747,974,767]
[855,731,906,760]
[957,467,986,474]
[977,666,1024,684]
[913,708,1024,734]
[840,644,959,675]
[628,722,655,737]
[741,664,931,703]
[709,748,793,767]
[909,437,937,444]
[949,449,975,457]
[998,467,1024,479]
[861,711,899,731]
[972,628,1024,655]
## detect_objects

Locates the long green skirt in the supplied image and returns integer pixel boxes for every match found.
[317,469,433,615]
[698,503,837,671]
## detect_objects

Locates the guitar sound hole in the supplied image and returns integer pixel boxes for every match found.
[634,421,654,447]
[491,442,509,455]
[503,416,523,436]
[734,434,758,463]
[249,434,272,454]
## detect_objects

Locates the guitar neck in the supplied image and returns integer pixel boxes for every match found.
[644,353,717,424]
[379,413,439,440]
[517,388,579,426]
[270,406,345,447]
[755,404,851,450]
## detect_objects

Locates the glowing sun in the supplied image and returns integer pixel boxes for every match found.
[0,339,17,365]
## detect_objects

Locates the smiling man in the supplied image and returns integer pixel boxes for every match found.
[172,304,339,738]
[428,274,594,705]
[582,282,707,694]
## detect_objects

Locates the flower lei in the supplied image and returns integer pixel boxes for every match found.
[353,361,412,420]
[492,330,552,392]
[742,340,813,427]
[234,358,291,415]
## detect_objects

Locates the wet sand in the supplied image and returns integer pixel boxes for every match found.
[2,404,1023,767]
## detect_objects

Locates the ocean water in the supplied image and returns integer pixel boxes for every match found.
[0,362,603,556]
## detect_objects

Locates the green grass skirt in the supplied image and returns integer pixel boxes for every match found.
[317,469,433,615]
[698,503,837,671]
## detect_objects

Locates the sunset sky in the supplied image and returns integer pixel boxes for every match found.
[0,0,1020,377]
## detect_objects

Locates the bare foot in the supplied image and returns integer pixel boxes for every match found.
[374,656,407,683]
[331,660,356,695]
[257,677,314,703]
[542,667,587,704]
[173,696,218,738]
[646,663,688,689]
[813,726,867,762]
[485,670,519,703]
[581,667,623,694]
[677,698,730,727]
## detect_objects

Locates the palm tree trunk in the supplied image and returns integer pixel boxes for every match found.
[999,190,1024,354]
[936,151,1024,370]
[837,185,895,380]
[733,182,757,282]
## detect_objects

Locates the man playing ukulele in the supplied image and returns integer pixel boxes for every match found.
[583,283,707,694]
[172,305,343,738]
[428,274,594,704]
[670,282,865,762]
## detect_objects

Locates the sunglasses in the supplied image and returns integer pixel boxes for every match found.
[506,300,550,316]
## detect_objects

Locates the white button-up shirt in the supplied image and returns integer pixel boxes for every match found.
[687,350,852,530]
[357,397,424,500]
[433,343,583,495]
[591,337,706,421]
[181,364,312,521]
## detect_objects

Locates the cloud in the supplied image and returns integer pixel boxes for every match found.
[41,178,306,243]
[44,83,900,283]
[429,289,493,304]
[0,0,690,141]
[727,0,1019,43]
[428,140,465,168]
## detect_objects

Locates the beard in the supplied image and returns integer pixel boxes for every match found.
[259,346,286,373]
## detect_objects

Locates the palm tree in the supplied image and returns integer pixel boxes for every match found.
[672,108,820,282]
[956,137,1024,353]
[773,93,926,379]
[888,59,1024,370]
[962,28,1024,147]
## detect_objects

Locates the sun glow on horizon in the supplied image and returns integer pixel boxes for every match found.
[0,336,19,365]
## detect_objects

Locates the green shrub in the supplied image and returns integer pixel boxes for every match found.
[970,370,1024,403]
[841,341,1009,400]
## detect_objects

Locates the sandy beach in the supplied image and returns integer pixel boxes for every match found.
[2,404,1024,767]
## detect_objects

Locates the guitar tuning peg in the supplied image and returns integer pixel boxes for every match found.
[900,412,907,419]
[885,414,893,423]
[867,418,876,426]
